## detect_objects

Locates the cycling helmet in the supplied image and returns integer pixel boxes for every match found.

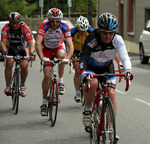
[98,12,118,30]
[8,12,21,22]
[76,16,89,31]
[47,8,63,19]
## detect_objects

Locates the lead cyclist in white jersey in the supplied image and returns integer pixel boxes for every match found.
[79,12,133,140]
[35,8,74,116]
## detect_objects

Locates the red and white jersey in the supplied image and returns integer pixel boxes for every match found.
[37,19,71,49]
[1,22,33,50]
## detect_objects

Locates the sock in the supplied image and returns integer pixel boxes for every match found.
[43,99,47,105]
[58,77,63,84]
[85,106,92,111]
[76,90,81,95]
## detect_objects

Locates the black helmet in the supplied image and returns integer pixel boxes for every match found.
[8,12,21,22]
[98,12,118,30]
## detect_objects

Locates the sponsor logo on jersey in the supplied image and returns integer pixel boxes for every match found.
[2,31,7,35]
[26,33,30,37]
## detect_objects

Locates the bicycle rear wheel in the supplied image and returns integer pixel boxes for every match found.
[102,97,116,144]
[48,78,58,126]
[12,73,20,114]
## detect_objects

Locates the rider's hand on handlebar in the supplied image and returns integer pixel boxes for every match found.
[81,70,92,83]
[42,57,50,64]
[30,52,36,61]
[61,58,69,64]
[124,70,133,81]
[3,51,8,58]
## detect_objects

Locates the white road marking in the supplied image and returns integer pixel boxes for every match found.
[116,89,126,94]
[134,98,150,106]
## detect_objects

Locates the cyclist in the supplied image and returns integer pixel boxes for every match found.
[1,12,35,97]
[35,8,74,116]
[71,16,94,103]
[79,12,133,140]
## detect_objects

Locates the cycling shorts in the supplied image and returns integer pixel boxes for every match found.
[87,60,116,89]
[42,43,66,67]
[8,47,30,61]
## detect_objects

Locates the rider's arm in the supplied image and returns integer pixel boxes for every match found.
[79,36,93,72]
[1,38,7,53]
[35,34,44,60]
[65,37,74,60]
[27,40,35,53]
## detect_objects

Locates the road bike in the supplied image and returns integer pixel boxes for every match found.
[40,58,65,126]
[5,55,31,114]
[85,72,130,144]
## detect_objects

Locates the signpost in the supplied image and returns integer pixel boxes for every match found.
[39,0,43,19]
[68,0,72,19]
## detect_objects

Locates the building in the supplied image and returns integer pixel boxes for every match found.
[97,0,150,54]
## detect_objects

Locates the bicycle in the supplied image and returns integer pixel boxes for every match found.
[4,55,31,114]
[84,72,130,144]
[40,57,67,126]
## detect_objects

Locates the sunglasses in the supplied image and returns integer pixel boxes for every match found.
[50,20,61,23]
[10,21,20,24]
[100,30,115,35]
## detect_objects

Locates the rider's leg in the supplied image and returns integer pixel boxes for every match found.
[82,78,98,127]
[4,58,14,94]
[5,58,14,86]
[108,88,117,119]
[74,62,81,92]
[20,60,29,84]
[57,49,66,95]
[42,66,52,100]
[74,62,82,102]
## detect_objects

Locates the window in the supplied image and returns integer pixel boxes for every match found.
[127,0,135,35]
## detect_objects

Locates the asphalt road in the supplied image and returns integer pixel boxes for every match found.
[0,54,150,144]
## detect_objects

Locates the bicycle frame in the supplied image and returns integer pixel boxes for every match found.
[5,55,30,114]
[86,72,130,143]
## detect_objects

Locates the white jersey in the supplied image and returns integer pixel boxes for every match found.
[37,19,71,49]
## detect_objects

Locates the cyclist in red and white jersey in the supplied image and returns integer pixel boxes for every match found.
[79,12,133,140]
[1,12,35,97]
[35,8,74,116]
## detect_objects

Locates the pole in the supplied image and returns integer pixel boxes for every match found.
[41,6,43,19]
[69,7,70,19]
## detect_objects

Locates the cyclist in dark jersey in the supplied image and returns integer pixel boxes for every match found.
[80,12,133,140]
[1,12,35,97]
[71,16,94,102]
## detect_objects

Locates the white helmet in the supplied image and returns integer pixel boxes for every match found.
[76,16,89,31]
[47,8,63,19]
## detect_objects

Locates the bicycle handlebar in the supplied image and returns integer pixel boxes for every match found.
[40,58,68,72]
[4,55,32,67]
[85,73,130,92]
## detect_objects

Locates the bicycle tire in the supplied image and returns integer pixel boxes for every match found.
[12,73,20,114]
[48,78,58,127]
[80,83,85,106]
[90,103,100,144]
[102,97,116,144]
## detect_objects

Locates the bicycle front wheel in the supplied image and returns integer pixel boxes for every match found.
[12,73,20,114]
[80,83,85,106]
[102,97,116,144]
[48,78,58,126]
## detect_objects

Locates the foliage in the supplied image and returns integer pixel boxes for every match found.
[0,0,96,20]
[0,0,37,20]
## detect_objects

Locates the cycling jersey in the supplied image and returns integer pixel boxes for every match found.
[37,19,71,49]
[71,26,94,52]
[80,29,132,72]
[1,22,33,53]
